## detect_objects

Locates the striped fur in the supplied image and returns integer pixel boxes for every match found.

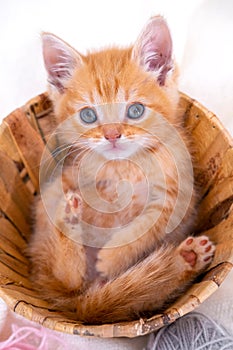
[28,16,215,324]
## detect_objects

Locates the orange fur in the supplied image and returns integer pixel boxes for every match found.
[28,16,215,324]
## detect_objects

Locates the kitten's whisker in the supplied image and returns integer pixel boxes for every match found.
[40,144,73,176]
[68,148,90,163]
[49,140,88,161]
[52,144,73,157]
[71,147,94,179]
[72,138,89,146]
[41,142,89,181]
[46,151,76,181]
[70,145,90,155]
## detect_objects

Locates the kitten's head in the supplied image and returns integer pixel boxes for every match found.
[42,16,179,160]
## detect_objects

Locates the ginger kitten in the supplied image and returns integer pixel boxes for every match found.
[28,16,215,323]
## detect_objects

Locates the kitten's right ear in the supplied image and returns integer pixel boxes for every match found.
[42,33,83,93]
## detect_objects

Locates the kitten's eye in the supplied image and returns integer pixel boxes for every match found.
[127,103,145,119]
[80,108,97,124]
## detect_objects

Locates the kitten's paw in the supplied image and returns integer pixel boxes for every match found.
[96,247,125,279]
[96,249,114,278]
[178,236,215,271]
[64,190,82,224]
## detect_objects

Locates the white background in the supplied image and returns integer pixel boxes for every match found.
[0,1,223,118]
[1,0,232,133]
[1,0,233,132]
[0,0,200,116]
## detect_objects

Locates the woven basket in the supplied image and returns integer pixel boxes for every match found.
[0,92,232,338]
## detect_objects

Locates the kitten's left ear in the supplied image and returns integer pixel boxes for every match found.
[42,33,83,93]
[132,16,173,85]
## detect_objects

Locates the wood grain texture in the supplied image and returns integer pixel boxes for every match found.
[0,92,232,338]
[4,108,46,191]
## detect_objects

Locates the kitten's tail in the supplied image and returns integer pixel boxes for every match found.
[75,245,186,324]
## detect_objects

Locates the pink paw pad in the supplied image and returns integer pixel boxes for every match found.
[180,249,197,267]
[179,235,215,270]
[64,191,82,224]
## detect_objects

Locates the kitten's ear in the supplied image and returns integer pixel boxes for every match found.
[132,16,173,85]
[42,33,83,92]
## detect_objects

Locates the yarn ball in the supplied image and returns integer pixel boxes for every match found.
[147,312,233,350]
[0,324,68,350]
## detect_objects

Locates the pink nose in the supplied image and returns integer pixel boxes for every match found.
[104,129,121,142]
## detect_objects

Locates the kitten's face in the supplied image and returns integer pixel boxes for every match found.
[57,89,173,160]
[43,16,179,160]
[74,102,146,160]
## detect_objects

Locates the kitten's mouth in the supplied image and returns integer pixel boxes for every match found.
[101,141,139,160]
[108,143,123,150]
[109,140,119,149]
[105,145,124,156]
[93,139,141,160]
[105,140,128,154]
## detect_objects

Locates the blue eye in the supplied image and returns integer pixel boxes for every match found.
[127,103,145,119]
[80,108,97,124]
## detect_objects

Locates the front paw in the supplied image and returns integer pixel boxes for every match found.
[96,248,123,279]
[55,190,83,240]
[64,190,82,224]
[178,235,215,272]
[96,248,113,278]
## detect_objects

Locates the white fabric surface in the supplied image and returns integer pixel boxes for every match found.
[0,298,149,349]
[197,270,233,336]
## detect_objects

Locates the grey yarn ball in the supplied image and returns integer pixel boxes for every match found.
[147,312,233,350]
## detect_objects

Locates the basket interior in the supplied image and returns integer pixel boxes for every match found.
[0,92,232,338]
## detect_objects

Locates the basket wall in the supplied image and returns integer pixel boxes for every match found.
[0,92,232,338]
